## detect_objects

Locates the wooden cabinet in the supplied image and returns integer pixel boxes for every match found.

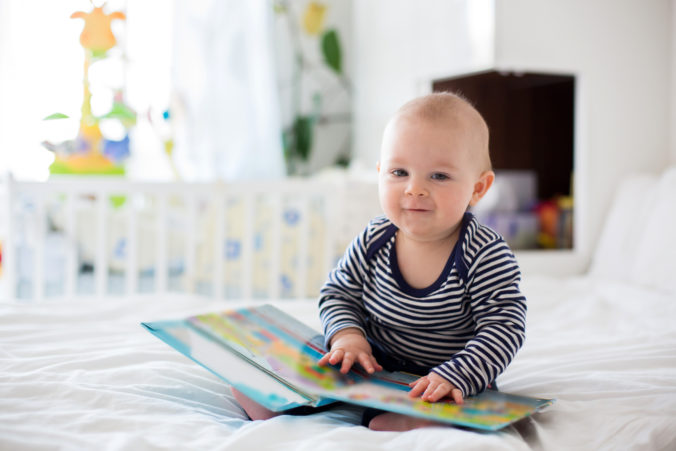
[433,70,575,249]
[433,70,574,201]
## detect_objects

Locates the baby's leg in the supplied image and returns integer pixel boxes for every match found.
[367,412,446,431]
[230,387,281,421]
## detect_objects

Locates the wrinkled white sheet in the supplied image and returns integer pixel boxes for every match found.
[2,276,676,450]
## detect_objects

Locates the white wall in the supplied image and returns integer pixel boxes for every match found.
[352,0,494,174]
[494,0,671,275]
[353,0,672,276]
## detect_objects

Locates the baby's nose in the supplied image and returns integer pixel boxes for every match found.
[405,179,428,196]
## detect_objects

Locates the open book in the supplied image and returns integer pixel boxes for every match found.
[142,304,553,431]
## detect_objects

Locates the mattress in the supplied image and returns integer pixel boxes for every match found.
[2,274,675,450]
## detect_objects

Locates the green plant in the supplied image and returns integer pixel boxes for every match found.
[274,1,351,175]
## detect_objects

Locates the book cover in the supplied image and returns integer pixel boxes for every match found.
[142,304,553,431]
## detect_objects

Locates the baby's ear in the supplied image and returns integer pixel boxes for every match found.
[469,171,495,207]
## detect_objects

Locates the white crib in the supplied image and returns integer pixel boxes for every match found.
[1,177,381,302]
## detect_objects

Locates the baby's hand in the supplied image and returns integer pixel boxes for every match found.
[408,372,464,404]
[317,328,383,374]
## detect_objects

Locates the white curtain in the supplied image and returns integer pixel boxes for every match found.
[0,0,84,180]
[171,0,285,181]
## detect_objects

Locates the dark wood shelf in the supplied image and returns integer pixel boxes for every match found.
[433,70,575,200]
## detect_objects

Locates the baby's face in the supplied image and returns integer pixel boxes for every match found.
[378,114,487,244]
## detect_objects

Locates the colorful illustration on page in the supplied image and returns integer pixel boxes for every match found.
[189,308,355,392]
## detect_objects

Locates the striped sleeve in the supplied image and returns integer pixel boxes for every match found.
[318,224,371,347]
[430,235,527,397]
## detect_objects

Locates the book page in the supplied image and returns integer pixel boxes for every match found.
[325,382,553,431]
[188,306,359,396]
[144,320,313,412]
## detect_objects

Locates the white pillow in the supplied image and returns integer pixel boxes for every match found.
[630,167,676,294]
[590,173,659,281]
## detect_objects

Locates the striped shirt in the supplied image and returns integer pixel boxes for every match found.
[318,212,527,396]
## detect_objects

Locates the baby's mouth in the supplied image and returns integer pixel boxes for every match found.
[403,206,431,213]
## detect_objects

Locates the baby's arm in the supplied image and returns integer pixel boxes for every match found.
[318,223,381,374]
[317,328,383,374]
[429,241,526,398]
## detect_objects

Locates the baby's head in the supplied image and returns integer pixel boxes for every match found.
[383,92,491,175]
[378,92,495,240]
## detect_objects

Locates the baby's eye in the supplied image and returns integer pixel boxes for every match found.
[431,172,450,181]
[391,169,408,177]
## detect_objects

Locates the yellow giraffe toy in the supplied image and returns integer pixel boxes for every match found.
[47,3,133,175]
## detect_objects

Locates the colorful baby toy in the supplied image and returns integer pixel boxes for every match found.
[44,3,135,175]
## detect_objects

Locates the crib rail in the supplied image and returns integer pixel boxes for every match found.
[2,177,379,302]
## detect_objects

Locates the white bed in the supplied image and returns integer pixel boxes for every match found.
[2,170,676,450]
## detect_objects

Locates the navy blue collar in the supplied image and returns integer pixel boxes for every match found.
[386,212,473,297]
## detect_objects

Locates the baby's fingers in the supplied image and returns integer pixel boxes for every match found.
[421,383,449,402]
[339,351,356,374]
[318,348,344,367]
[357,353,383,374]
[408,377,430,398]
[450,388,464,405]
[317,352,332,366]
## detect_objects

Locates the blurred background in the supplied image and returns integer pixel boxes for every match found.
[0,0,673,262]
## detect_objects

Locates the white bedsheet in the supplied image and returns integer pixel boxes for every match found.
[2,276,676,451]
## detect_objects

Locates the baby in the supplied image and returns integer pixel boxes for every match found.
[233,92,526,431]
[316,92,527,430]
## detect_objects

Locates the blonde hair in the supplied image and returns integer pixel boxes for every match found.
[395,92,491,171]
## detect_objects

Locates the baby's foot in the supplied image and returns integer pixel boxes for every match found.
[367,412,446,431]
[231,387,280,421]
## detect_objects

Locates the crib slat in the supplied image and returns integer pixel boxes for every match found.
[269,193,282,300]
[95,191,107,297]
[213,191,225,299]
[156,194,168,294]
[185,194,196,295]
[34,195,46,301]
[126,194,138,296]
[4,179,16,300]
[64,192,76,298]
[297,197,309,300]
[241,193,254,300]
[322,190,335,292]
